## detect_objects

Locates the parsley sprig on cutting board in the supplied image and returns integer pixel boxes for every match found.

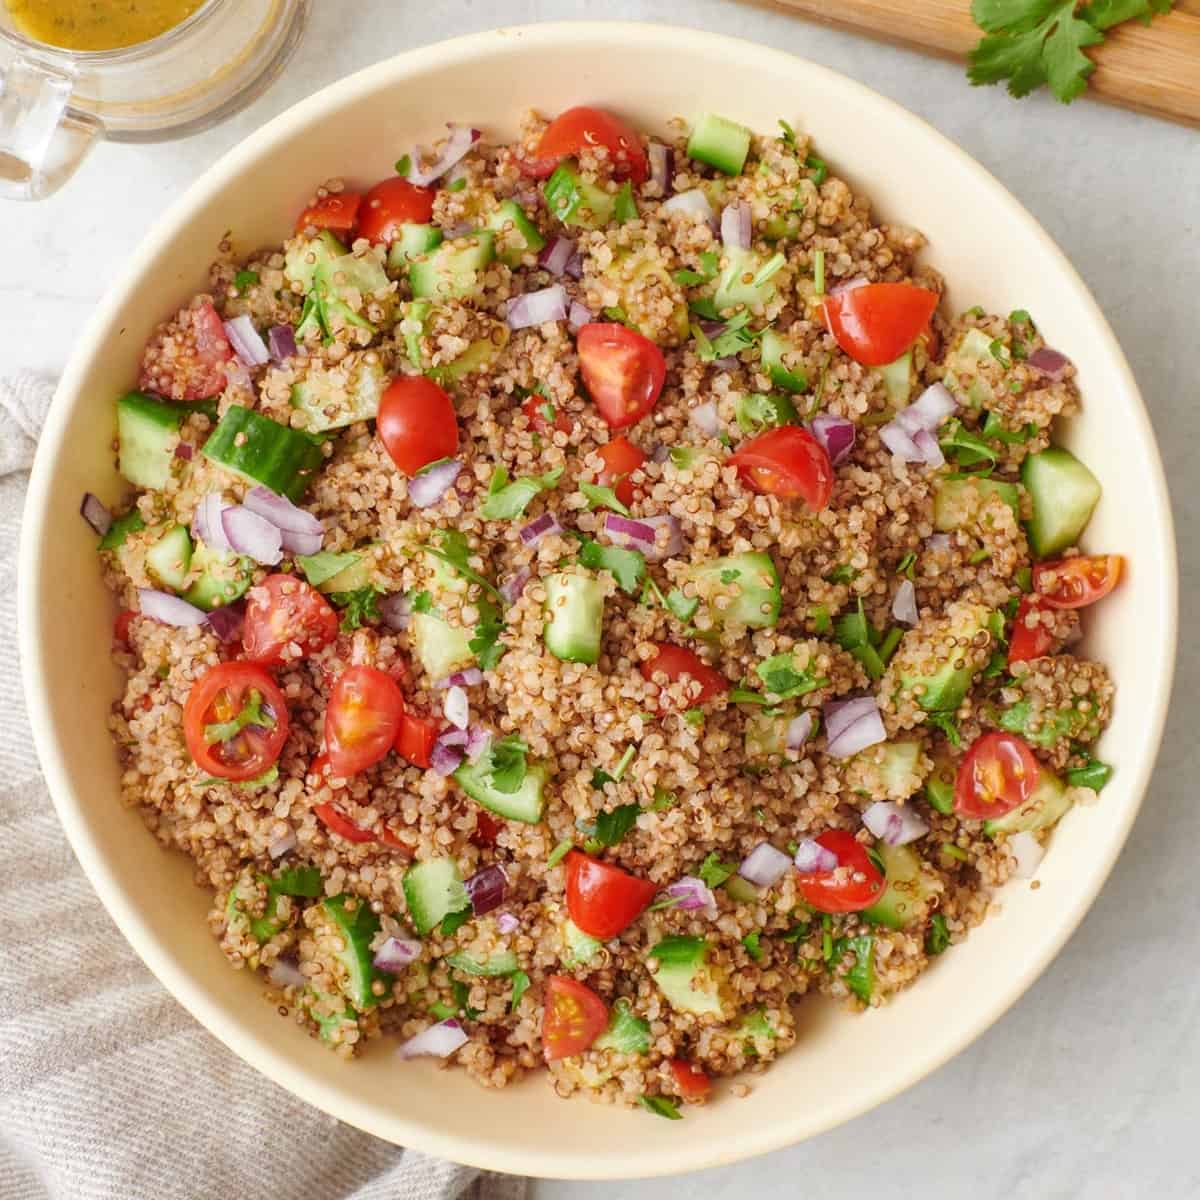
[968,0,1176,103]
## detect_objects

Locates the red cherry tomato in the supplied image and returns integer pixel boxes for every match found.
[795,830,887,914]
[577,323,666,430]
[640,643,728,708]
[472,810,502,848]
[823,283,939,367]
[324,666,405,777]
[377,376,459,476]
[1032,555,1122,610]
[522,106,648,183]
[314,802,377,844]
[183,662,290,782]
[294,191,362,236]
[564,850,657,940]
[542,975,609,1061]
[670,1059,712,1102]
[356,176,435,245]
[377,825,413,855]
[522,393,573,436]
[728,426,834,509]
[954,732,1041,820]
[114,610,136,646]
[597,436,646,508]
[139,299,233,401]
[242,574,338,665]
[1007,596,1057,666]
[394,709,440,769]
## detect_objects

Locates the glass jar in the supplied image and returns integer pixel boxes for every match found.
[0,0,309,200]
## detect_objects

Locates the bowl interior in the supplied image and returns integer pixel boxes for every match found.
[19,22,1176,1180]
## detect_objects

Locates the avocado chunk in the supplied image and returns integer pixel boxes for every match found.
[648,935,730,1017]
[862,843,938,930]
[991,655,1111,753]
[983,766,1071,836]
[932,477,1021,534]
[543,572,605,665]
[882,600,995,717]
[684,551,781,629]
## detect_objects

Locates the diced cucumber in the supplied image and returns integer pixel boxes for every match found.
[290,356,386,433]
[983,767,1071,836]
[759,330,808,394]
[891,602,994,714]
[878,740,923,800]
[409,233,495,301]
[453,757,547,824]
[593,998,651,1055]
[561,918,602,966]
[183,542,254,611]
[684,552,781,629]
[876,350,914,407]
[543,573,605,665]
[686,113,752,176]
[933,477,1020,533]
[428,324,510,386]
[322,894,385,1009]
[862,843,938,930]
[648,935,729,1017]
[145,524,193,592]
[229,865,322,944]
[1020,446,1101,558]
[117,392,184,489]
[446,949,520,977]
[387,224,443,274]
[714,247,775,312]
[744,709,793,762]
[402,859,469,936]
[487,199,546,267]
[925,747,956,815]
[98,509,145,552]
[735,392,797,435]
[543,162,616,229]
[738,1006,777,1049]
[410,611,475,680]
[830,933,874,1003]
[310,550,371,594]
[203,406,324,501]
[401,298,433,368]
[315,248,389,306]
[942,327,995,407]
[284,230,346,292]
[598,248,689,343]
[667,446,715,472]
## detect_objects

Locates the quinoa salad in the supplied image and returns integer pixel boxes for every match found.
[84,107,1125,1117]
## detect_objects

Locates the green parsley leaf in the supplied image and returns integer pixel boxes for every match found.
[481,465,564,521]
[834,600,886,681]
[579,481,631,516]
[395,154,412,176]
[450,979,480,1019]
[828,933,874,1002]
[603,305,630,324]
[422,531,503,604]
[547,839,573,869]
[988,337,1013,368]
[651,786,676,812]
[638,1095,682,1120]
[576,536,646,595]
[446,177,467,193]
[1066,755,1113,791]
[508,969,531,1012]
[683,708,704,727]
[409,589,434,614]
[781,921,812,943]
[755,653,828,700]
[614,181,638,223]
[939,418,998,468]
[296,550,362,588]
[897,551,918,579]
[469,594,506,671]
[688,296,720,321]
[697,852,736,889]
[742,931,764,961]
[926,913,951,956]
[878,626,903,665]
[813,248,825,296]
[441,908,471,937]
[204,689,273,744]
[1015,566,1033,593]
[588,803,640,849]
[673,251,719,287]
[486,734,529,795]
[969,547,992,566]
[666,588,700,623]
[778,118,798,147]
[234,269,259,295]
[981,410,1037,443]
[735,391,798,435]
[328,586,381,631]
[428,1001,457,1020]
[810,604,832,635]
[804,153,828,185]
[926,711,962,746]
[824,563,859,585]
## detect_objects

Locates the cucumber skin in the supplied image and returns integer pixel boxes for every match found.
[403,859,469,935]
[117,391,184,490]
[453,759,547,824]
[984,769,1071,836]
[543,573,605,665]
[446,949,520,977]
[323,895,384,1010]
[202,406,325,502]
[145,525,193,592]
[686,113,752,176]
[1021,447,1101,559]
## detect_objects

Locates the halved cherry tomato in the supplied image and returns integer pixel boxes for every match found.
[377,376,459,476]
[1032,555,1122,610]
[324,665,405,776]
[1007,596,1057,666]
[542,975,609,1061]
[356,176,435,245]
[823,283,939,367]
[565,850,657,940]
[472,810,502,847]
[728,426,833,510]
[294,191,363,236]
[139,299,233,401]
[670,1059,712,1102]
[577,323,666,430]
[795,830,887,914]
[377,825,412,855]
[394,710,440,769]
[314,802,376,844]
[183,662,290,782]
[597,435,646,508]
[114,610,136,646]
[954,732,1040,820]
[522,106,648,182]
[243,574,338,665]
[640,643,728,708]
[522,393,573,436]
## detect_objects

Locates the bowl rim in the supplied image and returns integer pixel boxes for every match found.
[18,20,1179,1179]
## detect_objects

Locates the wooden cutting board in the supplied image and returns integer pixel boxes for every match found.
[736,0,1200,128]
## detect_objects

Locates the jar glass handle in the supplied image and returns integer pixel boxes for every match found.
[0,56,103,201]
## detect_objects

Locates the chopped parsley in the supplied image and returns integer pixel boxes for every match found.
[981,410,1037,443]
[693,310,762,363]
[672,250,719,286]
[897,551,918,579]
[939,418,998,469]
[1015,566,1033,593]
[1066,755,1113,792]
[409,588,434,614]
[697,852,736,889]
[485,735,529,795]
[824,563,859,585]
[736,391,798,435]
[828,933,874,1002]
[576,535,646,595]
[925,710,962,746]
[781,921,812,944]
[328,586,381,631]
[428,1001,457,1020]
[591,745,637,791]
[450,979,480,1019]
[666,588,700,623]
[804,153,828,185]
[468,594,506,671]
[546,839,573,869]
[926,913,950,957]
[778,118,798,147]
[441,908,471,937]
[988,338,1012,368]
[969,547,992,566]
[204,690,273,744]
[423,530,503,604]
[683,708,704,727]
[481,465,564,520]
[834,599,900,682]
[394,154,411,176]
[638,1096,682,1120]
[755,653,828,700]
[579,481,631,516]
[508,970,531,1012]
[614,181,638,223]
[446,176,467,193]
[810,604,832,635]
[297,549,362,588]
[234,269,259,295]
[651,786,677,812]
[742,931,764,961]
[584,802,640,851]
[1009,309,1033,326]
[603,304,631,324]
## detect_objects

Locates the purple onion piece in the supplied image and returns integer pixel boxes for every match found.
[205,600,246,643]
[690,401,720,438]
[568,300,594,331]
[786,711,815,752]
[603,512,657,552]
[794,838,838,874]
[809,413,856,467]
[173,442,194,461]
[243,486,323,537]
[464,864,508,916]
[267,827,297,860]
[720,200,752,251]
[738,842,793,888]
[408,459,462,509]
[435,667,484,689]
[379,592,411,631]
[519,512,561,546]
[192,493,233,553]
[663,875,718,920]
[373,936,422,973]
[398,1018,468,1060]
[637,514,684,562]
[444,685,469,731]
[506,285,569,330]
[1027,346,1071,379]
[911,427,945,468]
[892,579,918,626]
[499,566,532,604]
[223,315,270,367]
[538,236,575,276]
[465,726,492,764]
[863,801,929,847]
[138,588,208,627]
[268,324,298,363]
[222,505,283,566]
[404,124,480,187]
[430,733,466,777]
[647,141,674,196]
[902,382,957,432]
[496,912,520,935]
[267,958,307,990]
[80,492,112,537]
[823,696,887,759]
[564,251,584,280]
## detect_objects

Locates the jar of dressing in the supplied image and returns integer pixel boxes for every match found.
[0,0,309,200]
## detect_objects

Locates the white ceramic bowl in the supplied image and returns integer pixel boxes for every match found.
[19,22,1177,1180]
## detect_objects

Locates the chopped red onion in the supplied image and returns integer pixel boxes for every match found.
[223,315,270,368]
[465,726,492,764]
[80,492,112,537]
[690,401,720,438]
[912,428,945,468]
[663,876,717,920]
[538,236,575,276]
[192,493,233,553]
[1008,830,1045,878]
[651,443,670,464]
[713,356,738,371]
[568,300,594,331]
[499,566,532,604]
[222,505,283,566]
[738,841,793,888]
[823,696,887,759]
[206,601,245,643]
[1027,347,1071,379]
[138,588,208,627]
[506,285,568,330]
[786,712,815,752]
[465,864,508,916]
[721,201,752,251]
[794,838,838,874]
[892,579,918,626]
[905,382,957,431]
[880,383,956,467]
[435,668,484,689]
[564,251,584,280]
[519,512,561,546]
[408,459,462,509]
[638,514,683,561]
[242,486,324,555]
[174,442,194,461]
[496,912,520,935]
[444,685,469,731]
[267,958,307,990]
[379,592,411,631]
[661,189,716,228]
[405,124,480,187]
[442,221,475,241]
[603,512,656,550]
[880,421,922,464]
[926,533,951,554]
[863,801,929,847]
[647,142,674,196]
[398,1018,469,1060]
[698,319,725,340]
[267,828,297,859]
[268,324,298,363]
[373,936,422,972]
[809,414,856,467]
[430,731,467,777]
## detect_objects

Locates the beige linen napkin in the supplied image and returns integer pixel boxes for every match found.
[0,372,525,1200]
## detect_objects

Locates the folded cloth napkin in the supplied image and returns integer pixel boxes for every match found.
[0,372,525,1200]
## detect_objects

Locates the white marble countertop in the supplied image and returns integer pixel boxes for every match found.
[7,2,1199,1196]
